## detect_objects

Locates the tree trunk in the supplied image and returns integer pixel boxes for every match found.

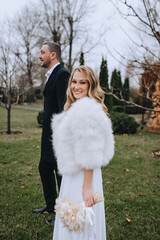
[7,107,11,134]
[141,113,144,125]
[68,16,73,72]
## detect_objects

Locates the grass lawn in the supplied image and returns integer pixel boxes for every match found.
[0,106,160,240]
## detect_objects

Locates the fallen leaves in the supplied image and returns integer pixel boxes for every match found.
[151,150,160,158]
[43,211,49,214]
[0,131,22,135]
[138,193,146,197]
[126,144,134,147]
[32,145,40,149]
[18,182,25,186]
[27,173,32,176]
[14,179,25,188]
[15,184,25,188]
[135,152,140,159]
[124,168,130,172]
[1,162,8,165]
[126,217,131,223]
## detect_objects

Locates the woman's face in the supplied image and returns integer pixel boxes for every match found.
[71,71,89,99]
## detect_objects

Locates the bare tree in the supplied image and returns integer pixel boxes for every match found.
[38,0,65,47]
[38,0,93,72]
[107,0,160,112]
[60,0,91,71]
[13,4,41,100]
[0,23,20,134]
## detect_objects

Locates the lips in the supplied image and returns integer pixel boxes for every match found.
[73,91,82,94]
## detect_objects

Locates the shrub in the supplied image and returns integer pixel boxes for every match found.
[37,111,44,126]
[112,105,124,113]
[25,94,35,103]
[110,112,139,134]
[111,105,145,114]
[112,105,145,114]
[125,105,145,114]
[36,95,43,100]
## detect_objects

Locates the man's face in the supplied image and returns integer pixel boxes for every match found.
[39,44,52,69]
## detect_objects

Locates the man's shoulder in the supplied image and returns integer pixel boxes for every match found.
[56,65,70,79]
[49,64,70,81]
[57,64,70,75]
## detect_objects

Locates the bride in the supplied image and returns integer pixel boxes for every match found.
[51,65,114,240]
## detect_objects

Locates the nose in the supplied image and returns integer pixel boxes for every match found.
[75,83,80,89]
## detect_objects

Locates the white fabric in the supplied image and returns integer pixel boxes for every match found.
[53,168,106,240]
[51,97,114,175]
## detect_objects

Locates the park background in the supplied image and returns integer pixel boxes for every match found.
[0,0,160,239]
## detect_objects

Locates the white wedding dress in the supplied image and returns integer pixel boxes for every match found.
[53,168,106,240]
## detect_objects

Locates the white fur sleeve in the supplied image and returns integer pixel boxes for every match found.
[70,98,114,170]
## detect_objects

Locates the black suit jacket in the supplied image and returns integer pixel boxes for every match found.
[40,64,70,163]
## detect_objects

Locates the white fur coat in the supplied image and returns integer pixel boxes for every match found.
[51,97,114,175]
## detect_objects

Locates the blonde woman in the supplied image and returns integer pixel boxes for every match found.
[51,66,114,240]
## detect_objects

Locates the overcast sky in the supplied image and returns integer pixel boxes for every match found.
[0,0,133,82]
[0,0,38,20]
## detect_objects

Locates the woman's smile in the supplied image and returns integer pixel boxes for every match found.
[71,71,89,99]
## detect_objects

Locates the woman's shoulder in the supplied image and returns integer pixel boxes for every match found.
[69,97,110,124]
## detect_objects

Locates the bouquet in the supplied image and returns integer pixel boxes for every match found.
[54,191,104,232]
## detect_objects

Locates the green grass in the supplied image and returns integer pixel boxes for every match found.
[0,106,160,240]
[103,132,160,240]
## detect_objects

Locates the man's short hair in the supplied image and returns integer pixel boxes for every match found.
[42,41,61,61]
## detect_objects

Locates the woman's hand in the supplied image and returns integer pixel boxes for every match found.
[83,187,96,207]
[83,169,96,207]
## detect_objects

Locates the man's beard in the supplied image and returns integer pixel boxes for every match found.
[41,59,51,69]
[41,62,48,68]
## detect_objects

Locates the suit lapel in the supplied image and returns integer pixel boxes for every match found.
[44,64,62,93]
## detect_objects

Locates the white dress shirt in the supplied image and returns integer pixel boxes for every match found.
[45,63,60,83]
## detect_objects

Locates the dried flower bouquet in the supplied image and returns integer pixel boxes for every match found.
[55,191,104,232]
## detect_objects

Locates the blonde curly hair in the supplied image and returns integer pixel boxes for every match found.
[64,65,108,114]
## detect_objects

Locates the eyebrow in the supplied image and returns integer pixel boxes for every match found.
[72,79,87,81]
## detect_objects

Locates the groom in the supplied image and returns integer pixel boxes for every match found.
[33,41,70,225]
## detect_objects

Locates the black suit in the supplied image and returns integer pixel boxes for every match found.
[39,64,70,209]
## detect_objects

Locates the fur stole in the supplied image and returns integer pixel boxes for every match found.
[51,97,114,175]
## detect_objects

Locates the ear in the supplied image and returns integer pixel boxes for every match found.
[51,52,56,60]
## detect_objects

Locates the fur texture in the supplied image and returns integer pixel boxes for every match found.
[51,97,114,175]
